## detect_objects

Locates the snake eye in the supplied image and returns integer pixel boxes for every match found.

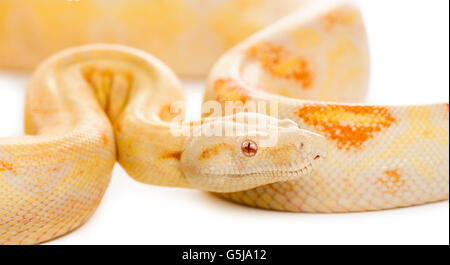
[241,139,258,157]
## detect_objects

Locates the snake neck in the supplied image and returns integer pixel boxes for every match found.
[84,59,193,188]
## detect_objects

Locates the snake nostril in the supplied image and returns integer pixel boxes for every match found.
[314,155,321,160]
[300,142,304,149]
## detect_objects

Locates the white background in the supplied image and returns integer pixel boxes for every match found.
[0,0,448,245]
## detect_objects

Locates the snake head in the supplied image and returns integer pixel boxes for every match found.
[180,113,327,192]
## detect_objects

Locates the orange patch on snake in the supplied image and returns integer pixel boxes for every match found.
[322,9,357,31]
[30,108,59,115]
[246,43,313,89]
[115,121,122,132]
[199,143,233,161]
[213,78,250,103]
[160,151,182,160]
[296,104,396,150]
[101,132,109,146]
[375,169,405,194]
[189,120,205,127]
[159,104,182,122]
[0,161,15,172]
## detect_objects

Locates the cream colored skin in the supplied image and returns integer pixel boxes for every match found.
[0,0,448,244]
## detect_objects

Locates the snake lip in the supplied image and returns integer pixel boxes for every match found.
[285,162,314,176]
[202,162,315,178]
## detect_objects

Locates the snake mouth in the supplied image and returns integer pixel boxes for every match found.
[284,162,315,177]
[202,161,318,178]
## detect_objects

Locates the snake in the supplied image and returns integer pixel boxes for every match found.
[0,0,448,245]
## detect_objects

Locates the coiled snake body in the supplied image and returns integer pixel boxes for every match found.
[0,0,448,244]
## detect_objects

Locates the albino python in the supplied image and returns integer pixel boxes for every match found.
[0,0,448,245]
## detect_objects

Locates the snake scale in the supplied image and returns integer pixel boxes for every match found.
[0,0,448,245]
